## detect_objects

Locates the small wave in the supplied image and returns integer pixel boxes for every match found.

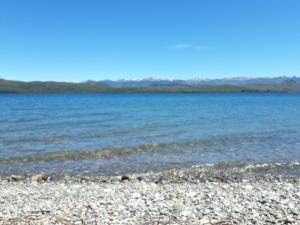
[1,130,300,165]
[0,143,166,164]
[0,137,227,164]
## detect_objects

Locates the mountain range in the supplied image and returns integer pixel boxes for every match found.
[94,76,300,87]
[1,76,300,93]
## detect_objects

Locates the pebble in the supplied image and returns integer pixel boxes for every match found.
[0,164,299,225]
[121,175,130,181]
[31,174,48,183]
[199,216,210,224]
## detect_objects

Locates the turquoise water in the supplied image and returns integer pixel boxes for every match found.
[0,93,300,175]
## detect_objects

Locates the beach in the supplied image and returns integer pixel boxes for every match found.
[1,164,300,225]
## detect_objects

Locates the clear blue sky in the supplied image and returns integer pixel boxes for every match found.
[0,0,299,82]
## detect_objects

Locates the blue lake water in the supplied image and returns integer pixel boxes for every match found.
[0,93,300,176]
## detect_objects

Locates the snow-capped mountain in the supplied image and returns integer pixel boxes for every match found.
[89,76,300,87]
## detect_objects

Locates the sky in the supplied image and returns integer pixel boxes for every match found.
[0,0,300,82]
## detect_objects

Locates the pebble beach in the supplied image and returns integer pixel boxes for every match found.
[1,163,300,225]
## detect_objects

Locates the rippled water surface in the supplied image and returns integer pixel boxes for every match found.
[0,93,300,175]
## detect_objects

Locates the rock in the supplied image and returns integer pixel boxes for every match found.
[121,175,130,181]
[181,210,192,217]
[5,175,22,182]
[199,216,210,224]
[283,216,295,224]
[137,176,143,181]
[202,208,210,215]
[132,192,141,199]
[32,174,48,183]
[243,184,253,190]
[258,199,268,205]
[187,191,198,198]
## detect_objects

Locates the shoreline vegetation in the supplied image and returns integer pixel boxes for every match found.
[1,78,300,93]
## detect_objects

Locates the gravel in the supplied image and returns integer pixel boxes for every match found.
[0,164,300,225]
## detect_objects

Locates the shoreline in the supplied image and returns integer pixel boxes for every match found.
[2,161,300,183]
[1,163,300,224]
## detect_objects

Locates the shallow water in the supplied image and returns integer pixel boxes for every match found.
[0,93,300,176]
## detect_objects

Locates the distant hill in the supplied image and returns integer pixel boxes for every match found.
[1,77,300,93]
[0,79,111,93]
[246,78,300,93]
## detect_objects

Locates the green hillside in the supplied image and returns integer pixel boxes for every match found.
[0,79,111,93]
